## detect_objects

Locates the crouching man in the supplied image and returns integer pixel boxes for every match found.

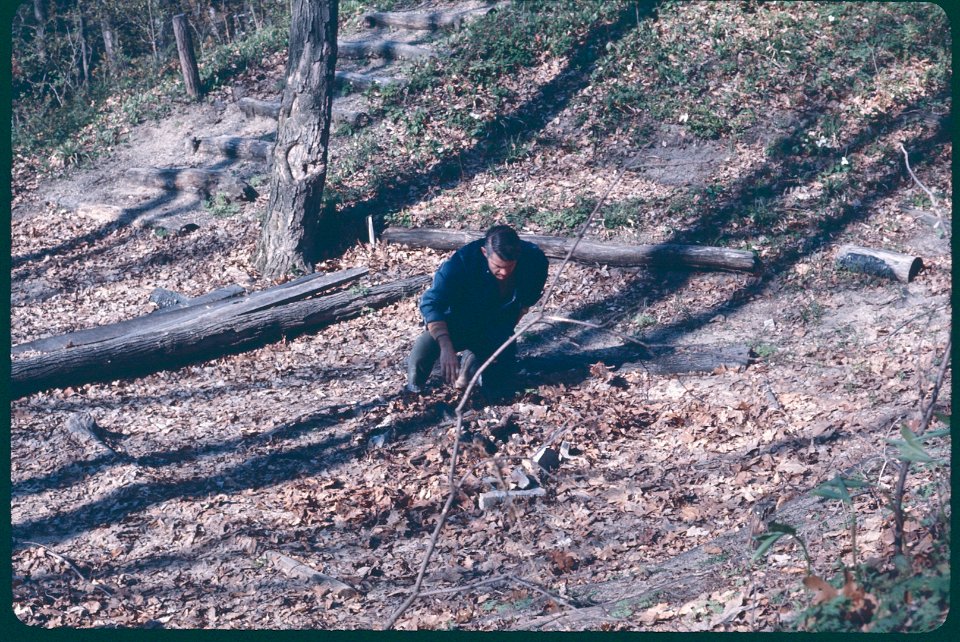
[406,224,548,401]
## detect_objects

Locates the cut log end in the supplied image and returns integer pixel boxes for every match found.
[836,245,923,283]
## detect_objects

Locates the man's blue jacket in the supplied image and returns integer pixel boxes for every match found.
[419,238,549,349]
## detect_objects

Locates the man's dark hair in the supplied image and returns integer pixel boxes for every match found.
[484,224,522,261]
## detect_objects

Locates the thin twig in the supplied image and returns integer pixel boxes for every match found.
[18,540,113,596]
[19,541,88,584]
[418,574,510,598]
[898,143,945,225]
[505,574,578,610]
[384,163,633,630]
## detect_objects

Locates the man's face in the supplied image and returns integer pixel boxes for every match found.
[482,247,517,281]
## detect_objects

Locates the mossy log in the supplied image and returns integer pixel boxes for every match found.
[521,343,753,378]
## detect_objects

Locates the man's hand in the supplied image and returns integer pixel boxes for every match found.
[428,321,459,385]
[438,345,459,385]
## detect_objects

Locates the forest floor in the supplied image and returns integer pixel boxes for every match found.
[9,1,952,632]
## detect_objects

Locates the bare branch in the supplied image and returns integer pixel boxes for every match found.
[899,143,946,227]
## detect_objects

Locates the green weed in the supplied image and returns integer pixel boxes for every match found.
[203,193,241,218]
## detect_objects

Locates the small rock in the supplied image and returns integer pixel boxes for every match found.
[478,488,546,510]
[532,446,560,472]
[509,467,533,490]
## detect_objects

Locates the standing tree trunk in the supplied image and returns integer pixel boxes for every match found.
[254,0,338,279]
[34,0,48,63]
[98,0,120,76]
[172,14,202,100]
[77,1,90,88]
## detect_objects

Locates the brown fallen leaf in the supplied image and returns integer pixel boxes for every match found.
[802,574,839,605]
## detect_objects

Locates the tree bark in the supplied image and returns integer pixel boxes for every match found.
[835,245,923,283]
[12,268,366,356]
[382,227,762,273]
[237,97,370,127]
[173,13,202,99]
[125,167,255,200]
[11,274,429,399]
[255,0,339,279]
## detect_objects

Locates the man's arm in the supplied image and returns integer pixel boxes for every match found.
[420,256,463,385]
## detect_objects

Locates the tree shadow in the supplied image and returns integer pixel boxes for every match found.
[325,1,659,250]
[526,91,950,358]
[10,150,256,282]
[10,388,457,543]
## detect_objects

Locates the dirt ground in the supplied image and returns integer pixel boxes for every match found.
[9,2,952,632]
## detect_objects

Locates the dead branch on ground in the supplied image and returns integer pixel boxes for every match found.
[899,143,947,230]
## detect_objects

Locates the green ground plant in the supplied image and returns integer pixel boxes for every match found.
[751,420,950,632]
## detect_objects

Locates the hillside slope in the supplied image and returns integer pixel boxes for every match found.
[9,0,952,631]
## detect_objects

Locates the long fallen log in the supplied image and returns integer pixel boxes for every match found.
[382,227,761,273]
[12,269,367,356]
[189,135,272,162]
[237,97,370,128]
[339,39,439,60]
[125,167,256,201]
[11,274,429,399]
[361,3,504,30]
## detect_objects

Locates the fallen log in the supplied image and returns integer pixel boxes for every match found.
[336,70,405,90]
[125,167,256,201]
[11,274,429,399]
[12,268,367,356]
[362,3,503,30]
[189,135,272,162]
[382,227,761,273]
[148,284,246,311]
[835,244,923,283]
[339,38,439,60]
[264,551,358,598]
[520,343,753,378]
[237,97,370,128]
